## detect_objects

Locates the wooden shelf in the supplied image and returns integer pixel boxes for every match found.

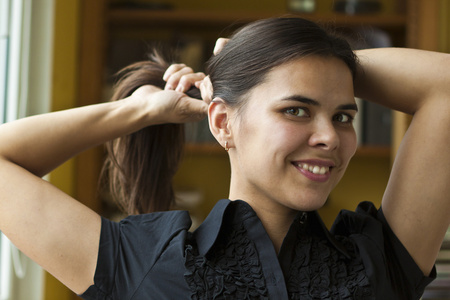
[108,9,407,29]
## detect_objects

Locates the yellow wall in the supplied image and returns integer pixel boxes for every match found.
[46,0,80,299]
[439,0,450,53]
[174,151,231,219]
[319,155,390,228]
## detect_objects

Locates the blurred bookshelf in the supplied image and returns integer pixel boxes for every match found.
[107,8,407,28]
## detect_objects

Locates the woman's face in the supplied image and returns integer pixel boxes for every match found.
[228,55,357,214]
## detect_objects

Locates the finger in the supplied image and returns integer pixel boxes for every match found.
[163,63,186,81]
[176,72,206,93]
[198,76,213,104]
[176,95,209,123]
[164,65,192,90]
[213,38,230,55]
[164,66,194,91]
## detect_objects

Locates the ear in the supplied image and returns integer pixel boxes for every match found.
[208,98,234,150]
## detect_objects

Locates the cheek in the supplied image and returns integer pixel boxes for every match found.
[274,123,309,150]
[235,118,302,166]
[340,130,358,160]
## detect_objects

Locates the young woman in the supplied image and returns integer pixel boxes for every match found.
[0,18,449,299]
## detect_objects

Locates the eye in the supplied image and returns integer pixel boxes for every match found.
[285,107,309,117]
[333,113,354,124]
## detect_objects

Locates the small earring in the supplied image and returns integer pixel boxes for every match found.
[224,141,229,151]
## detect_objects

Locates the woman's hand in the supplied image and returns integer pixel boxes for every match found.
[130,85,208,125]
[156,39,231,118]
[213,38,229,55]
[163,63,205,92]
[162,63,214,105]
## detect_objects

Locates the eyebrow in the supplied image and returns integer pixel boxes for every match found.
[281,95,358,112]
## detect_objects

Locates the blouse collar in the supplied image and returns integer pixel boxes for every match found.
[193,199,350,259]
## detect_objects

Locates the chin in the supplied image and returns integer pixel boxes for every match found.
[287,197,328,212]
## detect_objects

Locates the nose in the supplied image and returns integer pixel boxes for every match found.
[308,119,339,150]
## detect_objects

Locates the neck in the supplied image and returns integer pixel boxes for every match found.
[228,170,298,253]
[230,197,298,254]
[258,209,297,253]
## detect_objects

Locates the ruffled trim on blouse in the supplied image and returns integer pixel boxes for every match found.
[287,213,374,299]
[184,200,374,299]
[184,220,269,299]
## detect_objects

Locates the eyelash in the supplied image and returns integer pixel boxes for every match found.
[284,107,355,124]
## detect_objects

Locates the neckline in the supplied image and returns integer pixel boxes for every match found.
[193,199,350,259]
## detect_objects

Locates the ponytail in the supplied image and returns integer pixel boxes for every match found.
[103,52,199,215]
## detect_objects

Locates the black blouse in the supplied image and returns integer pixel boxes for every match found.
[80,200,435,299]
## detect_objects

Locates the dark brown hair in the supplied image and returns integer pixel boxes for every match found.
[207,17,358,110]
[103,53,199,215]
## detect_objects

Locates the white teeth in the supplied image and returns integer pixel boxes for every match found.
[298,163,329,175]
[319,167,327,175]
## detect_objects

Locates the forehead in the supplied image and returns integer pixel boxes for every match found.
[247,55,355,107]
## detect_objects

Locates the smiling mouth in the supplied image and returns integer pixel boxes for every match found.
[294,163,332,175]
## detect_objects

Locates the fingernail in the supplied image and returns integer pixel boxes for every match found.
[176,85,183,92]
[165,85,173,91]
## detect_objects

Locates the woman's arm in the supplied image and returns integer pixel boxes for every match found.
[0,85,207,294]
[354,48,450,275]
